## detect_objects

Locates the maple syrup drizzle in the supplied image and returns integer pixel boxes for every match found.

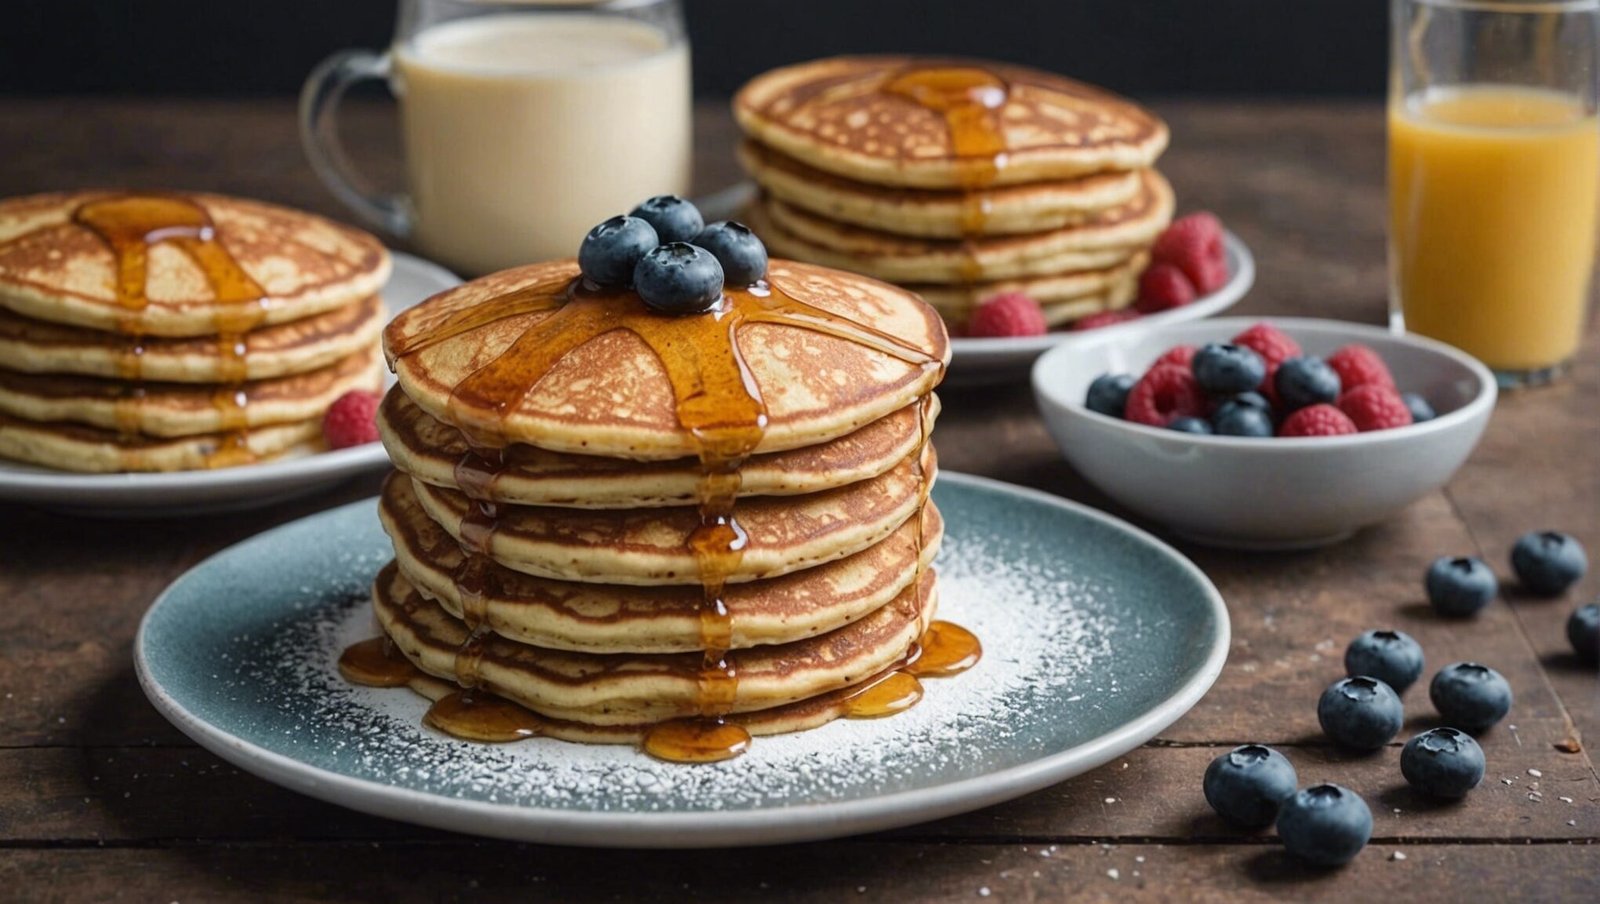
[906,620,983,678]
[841,670,924,719]
[337,637,419,687]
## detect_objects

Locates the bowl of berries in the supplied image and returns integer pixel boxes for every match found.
[1032,317,1497,549]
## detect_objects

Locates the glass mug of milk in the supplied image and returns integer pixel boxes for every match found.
[301,0,692,275]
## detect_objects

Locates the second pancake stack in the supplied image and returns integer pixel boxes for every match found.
[734,56,1174,330]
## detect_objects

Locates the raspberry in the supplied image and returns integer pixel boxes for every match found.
[968,291,1047,338]
[1125,364,1208,427]
[1338,384,1413,432]
[322,389,381,449]
[1279,404,1358,438]
[1326,344,1396,392]
[1154,344,1198,369]
[1071,309,1140,331]
[1136,263,1197,313]
[1231,322,1302,369]
[1152,212,1228,293]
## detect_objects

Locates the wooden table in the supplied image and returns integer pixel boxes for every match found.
[1,99,1595,902]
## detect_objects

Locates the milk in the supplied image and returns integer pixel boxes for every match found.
[394,15,691,275]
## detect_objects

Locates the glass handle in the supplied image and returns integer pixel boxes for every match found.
[298,49,411,238]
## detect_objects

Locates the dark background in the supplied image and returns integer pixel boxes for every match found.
[1,0,1386,98]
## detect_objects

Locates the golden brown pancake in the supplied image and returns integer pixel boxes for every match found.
[0,411,322,472]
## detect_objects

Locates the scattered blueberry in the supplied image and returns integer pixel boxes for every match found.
[633,242,724,315]
[1274,356,1342,410]
[1317,676,1403,749]
[1169,416,1213,434]
[1276,784,1372,866]
[1400,728,1485,798]
[1211,401,1274,437]
[1430,662,1513,732]
[1192,343,1267,395]
[1566,603,1599,664]
[1402,392,1436,423]
[1510,531,1588,597]
[693,220,768,285]
[1344,630,1424,694]
[577,215,659,287]
[1203,744,1299,828]
[1425,556,1498,618]
[629,195,704,244]
[1086,374,1136,418]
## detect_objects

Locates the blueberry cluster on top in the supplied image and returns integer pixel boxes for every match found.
[577,195,769,315]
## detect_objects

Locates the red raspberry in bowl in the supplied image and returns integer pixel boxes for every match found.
[1326,344,1396,391]
[1338,384,1413,432]
[1279,403,1358,437]
[1136,263,1197,313]
[1072,309,1141,331]
[1154,344,1198,369]
[968,291,1047,338]
[1152,212,1228,293]
[1231,322,1302,369]
[323,389,382,449]
[1125,364,1208,427]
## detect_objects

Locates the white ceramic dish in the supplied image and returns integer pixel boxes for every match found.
[0,252,461,517]
[1032,316,1498,549]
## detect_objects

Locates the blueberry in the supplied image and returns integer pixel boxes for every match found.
[1429,662,1512,732]
[1192,343,1267,395]
[1169,416,1213,434]
[1402,392,1436,423]
[1344,629,1424,694]
[1510,531,1588,597]
[578,215,659,288]
[633,242,724,315]
[1400,728,1485,798]
[1275,784,1372,867]
[1211,402,1274,437]
[1568,603,1600,664]
[1202,744,1298,827]
[630,195,704,244]
[1317,676,1403,750]
[1274,356,1342,410]
[1224,391,1272,412]
[1085,373,1135,419]
[1425,556,1498,617]
[694,221,768,285]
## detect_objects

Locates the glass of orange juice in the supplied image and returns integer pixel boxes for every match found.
[1390,0,1600,386]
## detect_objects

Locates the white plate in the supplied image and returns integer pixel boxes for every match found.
[0,252,461,516]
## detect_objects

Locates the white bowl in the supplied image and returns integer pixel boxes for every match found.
[1031,317,1497,549]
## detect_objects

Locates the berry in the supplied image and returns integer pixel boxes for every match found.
[1275,357,1342,410]
[1402,392,1436,423]
[1510,531,1588,597]
[1192,343,1267,395]
[1338,384,1413,432]
[322,389,380,449]
[1425,556,1498,618]
[1136,262,1197,313]
[1430,662,1513,732]
[1344,629,1424,694]
[1071,309,1140,331]
[1154,344,1198,369]
[1276,784,1372,867]
[968,292,1047,338]
[1325,344,1395,391]
[578,215,659,287]
[693,220,767,285]
[629,195,703,244]
[1318,676,1404,750]
[633,242,724,315]
[1169,416,1213,434]
[1125,365,1208,428]
[1278,404,1357,438]
[1151,212,1228,293]
[1212,401,1274,437]
[1401,728,1485,798]
[1567,603,1600,664]
[1085,373,1135,419]
[1232,322,1302,370]
[1202,745,1298,828]
[1221,390,1271,412]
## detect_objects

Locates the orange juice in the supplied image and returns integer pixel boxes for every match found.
[1389,86,1599,373]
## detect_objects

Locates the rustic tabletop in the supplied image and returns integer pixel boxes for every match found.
[0,99,1595,902]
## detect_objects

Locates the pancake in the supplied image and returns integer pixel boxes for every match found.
[0,345,383,437]
[0,191,390,337]
[0,294,384,383]
[733,56,1168,189]
[738,140,1142,238]
[408,443,933,586]
[914,254,1145,324]
[384,259,949,460]
[0,410,322,472]
[380,470,943,652]
[372,561,937,727]
[749,169,1172,284]
[380,387,938,509]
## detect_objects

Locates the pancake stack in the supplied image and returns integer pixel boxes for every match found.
[0,191,390,471]
[352,255,969,762]
[734,56,1173,329]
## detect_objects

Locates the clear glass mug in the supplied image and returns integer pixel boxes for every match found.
[301,0,692,276]
[1389,0,1600,386]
